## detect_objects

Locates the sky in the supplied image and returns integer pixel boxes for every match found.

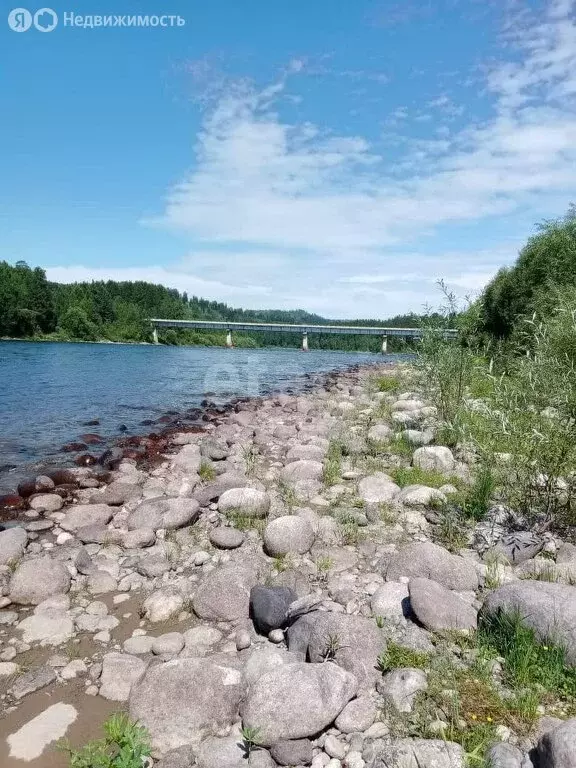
[2,0,576,319]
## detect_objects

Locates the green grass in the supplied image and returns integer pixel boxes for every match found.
[477,611,576,708]
[390,465,460,489]
[458,465,495,521]
[199,460,216,482]
[323,440,343,486]
[60,713,150,768]
[377,642,431,672]
[376,376,401,393]
[226,511,266,533]
[277,479,298,510]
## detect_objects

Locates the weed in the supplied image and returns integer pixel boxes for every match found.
[460,465,495,521]
[375,615,385,629]
[316,555,334,573]
[60,713,151,768]
[390,466,460,489]
[434,504,469,553]
[241,726,262,754]
[323,440,343,486]
[322,633,344,661]
[377,642,431,673]
[277,479,298,511]
[198,460,216,482]
[242,444,260,476]
[272,554,294,573]
[379,502,397,525]
[227,511,266,534]
[388,434,415,457]
[336,513,363,545]
[376,376,400,393]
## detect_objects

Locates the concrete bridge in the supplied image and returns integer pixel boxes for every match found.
[150,319,458,352]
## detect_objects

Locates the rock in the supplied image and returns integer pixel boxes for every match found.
[358,473,400,504]
[171,443,202,473]
[129,657,243,754]
[367,425,393,442]
[490,532,545,565]
[200,437,229,460]
[386,541,478,591]
[18,610,74,646]
[152,632,185,655]
[398,485,447,508]
[271,738,314,766]
[304,613,386,689]
[194,472,249,505]
[412,446,455,473]
[59,504,113,532]
[243,647,302,685]
[28,493,64,512]
[10,556,71,605]
[370,582,410,625]
[281,460,324,483]
[325,735,347,760]
[122,528,156,549]
[0,526,27,566]
[11,665,56,699]
[209,527,245,549]
[402,430,434,446]
[263,516,315,556]
[123,635,154,654]
[366,739,464,768]
[488,743,524,768]
[218,488,271,518]
[155,746,197,768]
[76,524,122,545]
[128,497,200,530]
[377,668,428,712]
[196,735,248,768]
[240,662,358,746]
[286,445,326,463]
[137,555,171,578]
[236,630,251,650]
[538,717,576,768]
[100,653,148,701]
[89,481,142,505]
[483,582,576,664]
[335,697,377,733]
[6,702,77,761]
[0,662,19,677]
[88,570,118,594]
[409,578,477,632]
[143,588,185,623]
[250,585,297,635]
[193,564,258,622]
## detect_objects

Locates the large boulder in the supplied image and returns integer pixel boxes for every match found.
[240,662,358,745]
[358,473,400,504]
[218,488,270,518]
[367,424,393,442]
[377,668,428,712]
[0,526,27,567]
[409,578,477,632]
[89,481,142,506]
[281,460,323,483]
[371,582,410,626]
[538,717,576,768]
[193,472,249,506]
[286,445,326,463]
[365,738,464,768]
[483,581,576,665]
[127,497,200,530]
[99,653,147,701]
[412,446,455,473]
[193,564,258,621]
[305,612,386,689]
[263,516,315,556]
[398,485,447,508]
[250,586,297,635]
[386,541,478,591]
[142,588,185,623]
[9,557,71,605]
[129,658,244,754]
[196,735,248,768]
[59,504,113,532]
[170,444,202,473]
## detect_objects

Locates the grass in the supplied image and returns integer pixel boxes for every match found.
[60,713,150,768]
[323,439,343,486]
[459,465,495,521]
[376,375,401,393]
[434,504,469,553]
[390,465,459,489]
[379,502,397,525]
[316,555,334,573]
[335,512,364,545]
[377,642,431,673]
[277,479,298,511]
[242,444,260,476]
[272,554,294,573]
[198,460,216,482]
[226,511,267,534]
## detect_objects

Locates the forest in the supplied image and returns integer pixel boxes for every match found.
[0,261,423,352]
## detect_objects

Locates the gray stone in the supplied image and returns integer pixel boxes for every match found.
[152,632,185,655]
[171,443,202,473]
[59,504,113,532]
[88,570,118,594]
[11,665,56,699]
[409,578,477,632]
[483,582,576,664]
[193,564,258,622]
[271,738,314,766]
[218,488,271,518]
[194,472,249,505]
[305,613,386,689]
[358,473,400,504]
[89,481,142,506]
[29,493,64,512]
[386,542,478,591]
[143,588,185,623]
[325,734,347,759]
[10,556,71,605]
[123,635,154,655]
[286,444,326,463]
[100,652,147,701]
[155,746,196,768]
[240,661,358,746]
[209,527,245,549]
[488,743,524,768]
[377,668,428,712]
[401,430,434,446]
[263,516,315,556]
[398,485,447,508]
[538,717,576,768]
[490,532,545,565]
[200,437,229,460]
[123,528,156,549]
[412,446,455,473]
[197,735,247,768]
[368,424,393,442]
[0,526,27,567]
[76,525,122,545]
[365,738,464,768]
[129,657,244,754]
[371,582,410,625]
[128,497,200,530]
[18,610,74,646]
[243,647,302,686]
[137,555,172,578]
[281,460,324,483]
[250,585,297,635]
[335,697,377,733]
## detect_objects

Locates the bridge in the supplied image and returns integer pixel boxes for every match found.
[150,319,458,352]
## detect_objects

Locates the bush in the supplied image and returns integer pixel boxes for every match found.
[61,713,151,768]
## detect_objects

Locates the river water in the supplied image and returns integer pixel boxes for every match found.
[0,341,406,492]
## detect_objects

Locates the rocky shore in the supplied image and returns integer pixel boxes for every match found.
[0,363,575,768]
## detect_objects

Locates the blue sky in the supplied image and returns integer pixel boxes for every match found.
[2,0,576,318]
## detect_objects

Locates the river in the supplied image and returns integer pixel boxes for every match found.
[0,341,408,492]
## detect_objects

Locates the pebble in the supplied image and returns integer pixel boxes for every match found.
[268,629,284,644]
[113,593,130,604]
[236,630,251,650]
[325,736,347,760]
[0,662,19,677]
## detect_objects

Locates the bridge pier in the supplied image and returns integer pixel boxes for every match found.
[226,330,233,348]
[152,328,159,345]
[302,332,309,352]
[381,335,388,354]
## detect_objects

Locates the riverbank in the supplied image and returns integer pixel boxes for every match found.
[0,362,575,768]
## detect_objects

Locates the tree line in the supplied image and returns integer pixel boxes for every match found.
[0,260,425,351]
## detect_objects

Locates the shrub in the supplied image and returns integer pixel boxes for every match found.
[61,713,151,768]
